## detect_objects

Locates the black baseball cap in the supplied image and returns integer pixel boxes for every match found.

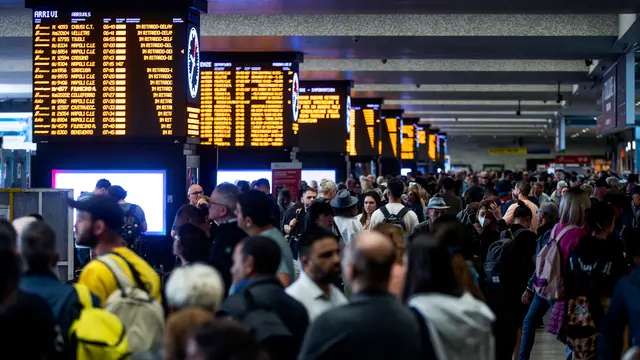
[68,195,124,231]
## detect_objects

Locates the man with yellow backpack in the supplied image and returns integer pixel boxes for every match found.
[17,217,130,359]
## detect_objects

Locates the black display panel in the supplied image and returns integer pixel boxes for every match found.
[296,81,351,153]
[379,110,403,159]
[347,98,381,157]
[199,52,302,147]
[32,10,200,141]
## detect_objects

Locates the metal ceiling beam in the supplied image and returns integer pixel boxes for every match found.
[353,84,576,92]
[300,59,587,72]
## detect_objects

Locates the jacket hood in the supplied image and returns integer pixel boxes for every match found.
[408,292,495,347]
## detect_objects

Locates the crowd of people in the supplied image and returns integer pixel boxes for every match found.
[1,168,640,360]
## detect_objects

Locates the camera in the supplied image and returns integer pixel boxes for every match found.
[352,36,361,43]
[381,59,388,64]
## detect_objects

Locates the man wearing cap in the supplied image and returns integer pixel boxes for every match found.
[69,195,162,305]
[411,195,450,236]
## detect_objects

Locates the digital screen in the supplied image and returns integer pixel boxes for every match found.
[379,112,402,159]
[401,124,416,160]
[52,169,167,235]
[438,134,448,158]
[417,127,427,146]
[0,112,36,150]
[296,81,350,152]
[347,99,381,156]
[428,134,437,161]
[216,169,336,193]
[200,58,299,147]
[32,10,200,141]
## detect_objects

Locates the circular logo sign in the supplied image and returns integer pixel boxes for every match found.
[292,72,299,122]
[187,26,200,99]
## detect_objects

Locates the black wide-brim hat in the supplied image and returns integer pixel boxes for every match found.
[330,189,359,209]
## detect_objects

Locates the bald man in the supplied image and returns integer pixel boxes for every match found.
[299,232,422,360]
[624,347,640,360]
[171,184,205,238]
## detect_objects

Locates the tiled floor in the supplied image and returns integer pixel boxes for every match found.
[529,329,566,359]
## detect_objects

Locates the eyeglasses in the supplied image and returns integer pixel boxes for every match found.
[188,191,204,196]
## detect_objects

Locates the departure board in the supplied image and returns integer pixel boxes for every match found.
[428,134,437,161]
[379,110,403,159]
[401,124,416,160]
[416,126,429,161]
[347,99,381,157]
[199,53,301,147]
[296,81,351,152]
[32,10,201,141]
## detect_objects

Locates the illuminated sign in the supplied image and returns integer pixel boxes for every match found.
[347,99,381,156]
[296,81,351,152]
[199,54,301,147]
[379,110,403,159]
[32,10,200,141]
[417,128,427,145]
[428,134,437,161]
[401,124,415,160]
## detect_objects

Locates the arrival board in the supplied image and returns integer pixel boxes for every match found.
[32,10,200,141]
[347,99,381,157]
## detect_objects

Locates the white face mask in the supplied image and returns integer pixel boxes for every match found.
[478,216,489,227]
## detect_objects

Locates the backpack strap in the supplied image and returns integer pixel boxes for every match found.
[512,228,528,240]
[554,224,578,242]
[380,205,391,218]
[98,252,148,294]
[396,207,410,220]
[73,283,94,309]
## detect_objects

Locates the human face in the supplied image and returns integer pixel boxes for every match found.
[633,193,640,207]
[230,243,251,284]
[74,210,103,248]
[316,213,334,230]
[353,183,362,195]
[188,185,204,205]
[303,237,341,284]
[235,203,250,231]
[93,187,108,196]
[363,196,377,215]
[561,186,569,197]
[302,190,317,209]
[257,185,270,195]
[208,190,229,223]
[428,208,447,223]
[534,183,544,196]
[555,172,565,181]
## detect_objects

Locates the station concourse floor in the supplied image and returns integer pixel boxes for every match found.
[529,328,566,359]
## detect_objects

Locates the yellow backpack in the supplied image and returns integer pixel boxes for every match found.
[70,284,131,360]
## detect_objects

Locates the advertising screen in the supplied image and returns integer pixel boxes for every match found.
[216,169,336,193]
[0,112,36,150]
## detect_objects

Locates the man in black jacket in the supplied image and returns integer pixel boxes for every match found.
[208,183,247,294]
[218,236,308,360]
[298,231,422,360]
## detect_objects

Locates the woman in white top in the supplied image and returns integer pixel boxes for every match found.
[330,190,364,248]
[356,191,381,231]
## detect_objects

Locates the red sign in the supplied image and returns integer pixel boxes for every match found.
[271,162,302,197]
[555,155,591,165]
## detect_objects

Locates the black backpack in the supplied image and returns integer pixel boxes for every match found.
[242,290,296,360]
[121,205,143,254]
[484,228,526,285]
[380,205,410,232]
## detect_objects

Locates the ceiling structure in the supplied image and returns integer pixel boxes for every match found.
[0,0,639,139]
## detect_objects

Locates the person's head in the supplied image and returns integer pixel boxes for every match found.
[513,200,533,229]
[362,191,381,216]
[606,176,620,190]
[11,216,38,249]
[584,202,616,236]
[441,177,455,192]
[558,187,589,225]
[331,189,360,217]
[402,235,461,302]
[231,236,281,284]
[106,185,127,202]
[373,223,405,264]
[426,196,449,223]
[301,187,318,209]
[252,178,271,195]
[236,180,251,193]
[342,231,396,293]
[306,201,335,231]
[277,187,292,205]
[93,178,111,195]
[532,181,545,197]
[407,190,421,206]
[69,195,125,250]
[376,176,385,185]
[556,180,569,194]
[513,181,531,200]
[537,202,559,226]
[477,199,497,228]
[188,184,205,206]
[318,179,337,200]
[602,190,628,220]
[352,181,363,195]
[484,188,499,203]
[174,204,208,237]
[367,174,376,184]
[632,186,640,207]
[385,178,404,201]
[466,186,485,205]
[504,170,514,181]
[173,223,211,265]
[555,169,565,181]
[309,180,318,190]
[208,182,239,224]
[236,190,273,235]
[165,263,224,313]
[164,308,215,360]
[580,184,594,198]
[17,219,58,273]
[186,319,266,360]
[622,346,640,360]
[298,230,341,285]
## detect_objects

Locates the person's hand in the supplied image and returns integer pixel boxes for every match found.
[521,290,533,305]
[289,218,298,228]
[490,203,502,220]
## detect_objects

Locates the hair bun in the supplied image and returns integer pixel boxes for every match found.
[517,200,526,207]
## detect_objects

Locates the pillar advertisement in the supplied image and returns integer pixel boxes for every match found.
[271,162,302,197]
